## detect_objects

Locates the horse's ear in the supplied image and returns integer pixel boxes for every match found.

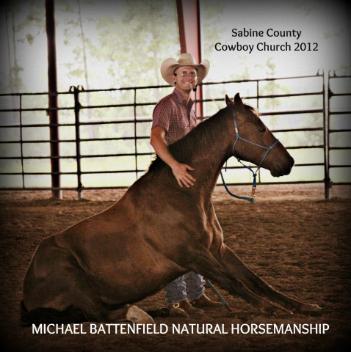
[225,94,233,106]
[234,93,242,105]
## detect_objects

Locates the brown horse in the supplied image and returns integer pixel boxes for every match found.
[22,93,321,323]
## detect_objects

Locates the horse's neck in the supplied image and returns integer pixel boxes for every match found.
[193,150,229,203]
[188,114,232,202]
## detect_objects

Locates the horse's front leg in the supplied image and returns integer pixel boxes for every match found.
[217,243,321,313]
[184,248,292,315]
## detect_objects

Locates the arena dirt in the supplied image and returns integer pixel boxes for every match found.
[0,185,350,351]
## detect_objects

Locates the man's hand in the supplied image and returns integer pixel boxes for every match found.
[150,127,196,188]
[171,162,196,188]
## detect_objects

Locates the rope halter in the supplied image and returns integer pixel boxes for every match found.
[221,110,279,203]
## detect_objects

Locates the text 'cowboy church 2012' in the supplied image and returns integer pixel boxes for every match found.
[214,27,319,53]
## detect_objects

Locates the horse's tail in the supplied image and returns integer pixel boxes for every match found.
[20,301,88,325]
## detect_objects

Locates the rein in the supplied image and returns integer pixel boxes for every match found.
[221,110,279,203]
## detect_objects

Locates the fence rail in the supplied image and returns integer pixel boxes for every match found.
[0,72,350,199]
[326,72,351,198]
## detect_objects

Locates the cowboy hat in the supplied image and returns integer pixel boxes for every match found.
[160,53,210,86]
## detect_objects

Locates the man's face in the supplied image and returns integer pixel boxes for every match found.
[174,66,197,92]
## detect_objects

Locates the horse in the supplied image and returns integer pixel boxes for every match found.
[22,93,321,323]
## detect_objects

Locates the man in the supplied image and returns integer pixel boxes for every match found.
[150,53,221,317]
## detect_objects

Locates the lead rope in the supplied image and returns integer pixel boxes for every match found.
[220,168,256,203]
[220,113,256,203]
[206,279,232,312]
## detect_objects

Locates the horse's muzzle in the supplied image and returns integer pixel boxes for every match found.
[271,155,294,177]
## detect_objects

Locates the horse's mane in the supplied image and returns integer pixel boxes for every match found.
[243,104,266,131]
[148,101,263,173]
[244,104,256,114]
[148,107,228,173]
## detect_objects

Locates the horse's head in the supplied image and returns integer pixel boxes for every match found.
[225,93,294,177]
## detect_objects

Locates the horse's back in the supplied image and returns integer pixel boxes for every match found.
[22,174,188,316]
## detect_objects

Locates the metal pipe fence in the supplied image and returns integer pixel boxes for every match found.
[0,73,350,199]
[326,73,351,199]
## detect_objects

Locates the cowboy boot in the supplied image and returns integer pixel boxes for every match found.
[125,305,155,324]
[178,299,204,316]
[191,293,222,308]
[168,302,189,318]
[168,300,204,317]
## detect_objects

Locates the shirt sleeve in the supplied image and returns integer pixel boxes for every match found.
[152,99,172,132]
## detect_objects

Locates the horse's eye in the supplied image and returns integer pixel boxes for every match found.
[255,120,266,132]
[250,113,266,132]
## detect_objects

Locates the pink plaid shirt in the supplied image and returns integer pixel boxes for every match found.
[152,89,199,145]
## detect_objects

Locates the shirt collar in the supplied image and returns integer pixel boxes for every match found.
[173,88,194,109]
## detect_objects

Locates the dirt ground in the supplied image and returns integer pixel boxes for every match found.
[0,184,350,352]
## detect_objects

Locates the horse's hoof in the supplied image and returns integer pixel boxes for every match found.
[126,305,155,324]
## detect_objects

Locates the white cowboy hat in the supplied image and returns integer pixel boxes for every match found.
[160,53,210,86]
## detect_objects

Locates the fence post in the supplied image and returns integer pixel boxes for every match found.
[46,0,60,199]
[19,94,25,188]
[256,80,261,184]
[323,71,331,199]
[70,85,83,200]
[133,88,138,180]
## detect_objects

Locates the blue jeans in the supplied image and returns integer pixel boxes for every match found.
[165,272,206,304]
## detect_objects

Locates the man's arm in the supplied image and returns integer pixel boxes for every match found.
[150,126,196,188]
